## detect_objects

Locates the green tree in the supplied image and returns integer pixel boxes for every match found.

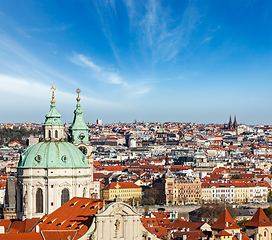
[263,207,272,220]
[231,174,242,179]
[237,219,250,232]
[198,202,237,223]
[144,205,149,216]
[142,187,159,205]
[267,191,272,202]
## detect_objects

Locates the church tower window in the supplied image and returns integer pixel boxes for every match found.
[55,130,58,138]
[36,188,43,213]
[61,188,70,206]
[48,130,51,138]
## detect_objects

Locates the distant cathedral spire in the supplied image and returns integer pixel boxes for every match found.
[233,115,238,130]
[228,115,232,130]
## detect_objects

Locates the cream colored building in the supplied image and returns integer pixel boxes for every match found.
[102,182,142,202]
[232,182,249,203]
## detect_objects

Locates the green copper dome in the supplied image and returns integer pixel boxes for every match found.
[18,142,90,169]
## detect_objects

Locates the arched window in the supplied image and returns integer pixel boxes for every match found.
[55,130,58,138]
[36,188,43,213]
[61,188,69,206]
[48,130,51,138]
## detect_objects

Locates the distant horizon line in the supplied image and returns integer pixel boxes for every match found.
[0,121,265,127]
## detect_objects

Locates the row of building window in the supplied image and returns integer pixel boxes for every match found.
[35,188,69,213]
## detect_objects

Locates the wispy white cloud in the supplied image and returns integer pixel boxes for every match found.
[69,53,126,85]
[69,53,102,72]
[202,36,213,43]
[69,53,155,96]
[0,74,112,106]
[212,25,221,32]
[123,0,201,63]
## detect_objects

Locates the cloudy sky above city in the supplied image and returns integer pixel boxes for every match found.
[0,0,271,125]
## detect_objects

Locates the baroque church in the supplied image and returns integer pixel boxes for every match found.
[16,86,94,220]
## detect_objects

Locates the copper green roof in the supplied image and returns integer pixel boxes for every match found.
[68,91,89,144]
[43,102,63,126]
[18,141,90,168]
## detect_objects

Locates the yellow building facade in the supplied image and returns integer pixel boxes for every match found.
[102,182,142,202]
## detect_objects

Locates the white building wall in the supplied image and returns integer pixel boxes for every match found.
[17,167,92,220]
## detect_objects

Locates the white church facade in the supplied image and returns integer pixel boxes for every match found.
[16,86,94,220]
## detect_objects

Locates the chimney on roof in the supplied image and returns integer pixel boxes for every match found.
[35,225,40,233]
[183,235,187,240]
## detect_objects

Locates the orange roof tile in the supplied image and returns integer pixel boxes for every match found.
[245,208,272,227]
[215,230,232,236]
[212,209,240,230]
[37,197,111,239]
[103,182,141,190]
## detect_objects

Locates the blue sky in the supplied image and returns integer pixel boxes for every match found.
[0,0,271,125]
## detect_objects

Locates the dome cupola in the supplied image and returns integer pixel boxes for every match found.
[43,85,64,141]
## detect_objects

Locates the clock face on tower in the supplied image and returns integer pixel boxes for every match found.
[79,146,87,155]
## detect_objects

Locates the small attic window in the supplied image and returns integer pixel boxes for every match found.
[75,227,80,230]
[81,205,86,208]
[67,225,72,228]
[48,221,52,225]
[70,203,75,207]
[263,219,266,223]
[56,223,62,226]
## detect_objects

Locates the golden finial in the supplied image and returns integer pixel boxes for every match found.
[76,88,81,102]
[51,85,56,103]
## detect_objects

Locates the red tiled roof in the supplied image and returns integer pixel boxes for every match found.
[212,210,240,230]
[232,234,251,240]
[8,218,40,233]
[0,219,11,232]
[215,230,232,236]
[0,232,43,240]
[167,220,203,231]
[245,208,272,227]
[103,182,141,190]
[145,226,168,239]
[140,218,159,228]
[172,230,208,239]
[37,197,111,239]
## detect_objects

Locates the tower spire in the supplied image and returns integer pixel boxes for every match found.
[43,85,64,141]
[68,88,89,144]
[228,115,232,130]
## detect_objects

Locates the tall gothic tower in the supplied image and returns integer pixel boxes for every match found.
[228,115,233,130]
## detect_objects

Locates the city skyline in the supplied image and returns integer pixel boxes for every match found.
[0,0,271,125]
